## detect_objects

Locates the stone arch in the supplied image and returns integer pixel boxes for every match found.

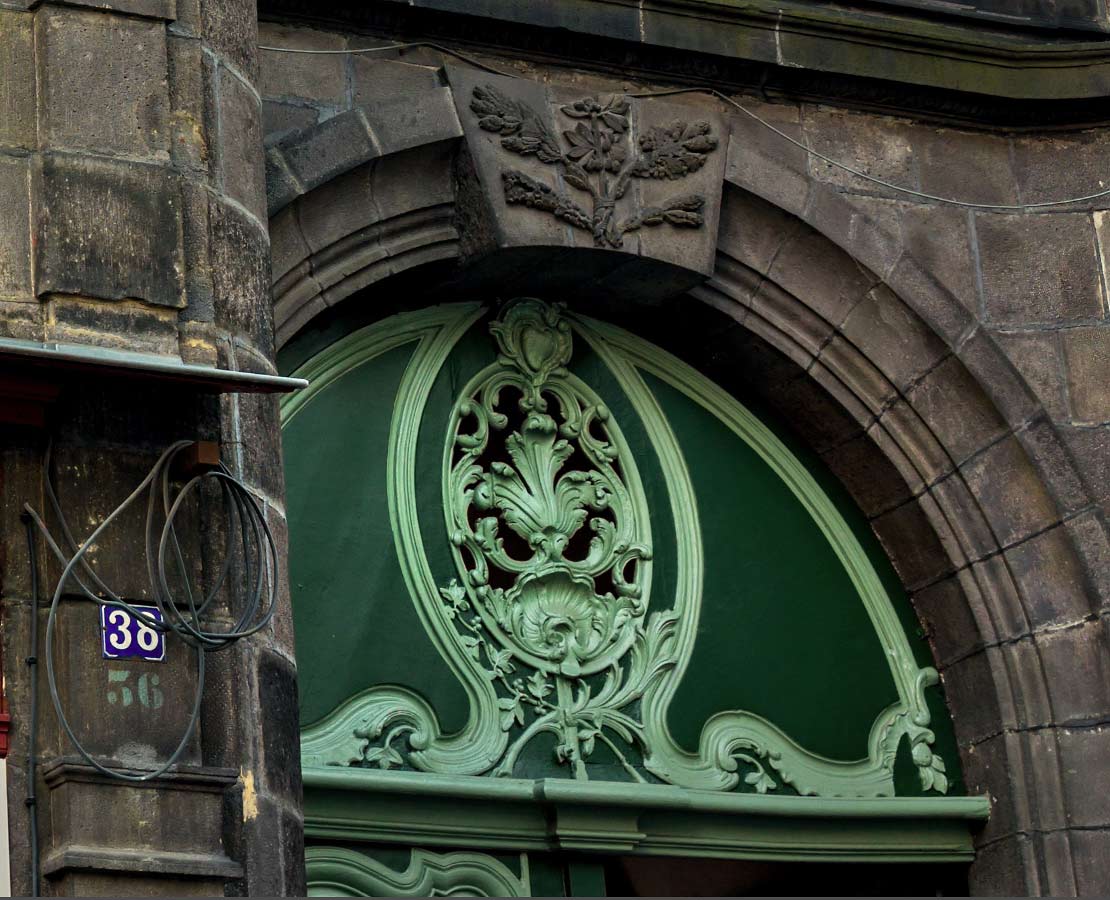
[268,106,1104,896]
[700,184,1101,895]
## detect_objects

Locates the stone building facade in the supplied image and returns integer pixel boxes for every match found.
[0,0,1108,896]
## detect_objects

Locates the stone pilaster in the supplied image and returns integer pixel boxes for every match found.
[0,0,301,894]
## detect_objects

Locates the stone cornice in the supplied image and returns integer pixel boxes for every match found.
[259,0,1110,126]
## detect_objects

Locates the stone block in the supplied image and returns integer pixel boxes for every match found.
[914,126,1017,208]
[167,34,210,174]
[995,330,1067,422]
[179,177,215,321]
[281,806,307,895]
[40,0,175,18]
[1059,424,1110,514]
[265,146,300,215]
[871,496,957,590]
[207,194,272,355]
[840,284,949,393]
[0,297,40,341]
[911,571,985,666]
[1037,623,1110,726]
[962,436,1060,548]
[958,327,1040,427]
[1011,129,1110,206]
[969,833,1034,897]
[43,760,235,857]
[1005,524,1092,628]
[906,354,1008,465]
[869,397,953,492]
[748,279,834,359]
[262,99,318,143]
[216,68,267,222]
[199,0,258,82]
[234,391,283,502]
[35,153,185,308]
[268,204,310,286]
[769,372,865,454]
[0,9,34,149]
[448,65,728,281]
[36,7,169,159]
[928,472,997,563]
[1066,511,1110,611]
[816,334,897,415]
[1061,326,1110,424]
[258,650,301,803]
[960,732,1020,842]
[0,153,31,296]
[367,138,457,223]
[820,431,912,519]
[766,227,874,328]
[808,191,906,281]
[802,106,915,199]
[41,760,239,895]
[1058,725,1110,828]
[886,252,974,349]
[1069,829,1110,895]
[279,109,375,198]
[1015,416,1091,517]
[975,212,1103,325]
[362,86,462,159]
[353,56,441,108]
[726,99,808,216]
[715,186,803,275]
[258,22,346,105]
[44,294,179,355]
[1097,209,1110,303]
[1002,638,1055,732]
[291,158,374,255]
[943,648,1012,746]
[48,599,203,763]
[901,205,979,315]
[237,791,285,894]
[968,553,1032,644]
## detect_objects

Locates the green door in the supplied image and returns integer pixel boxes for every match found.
[281,300,986,897]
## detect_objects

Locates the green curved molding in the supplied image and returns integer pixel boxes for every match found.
[306,846,529,897]
[298,299,948,797]
[302,766,989,863]
[280,304,483,425]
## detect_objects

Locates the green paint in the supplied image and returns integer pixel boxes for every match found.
[648,369,896,761]
[283,307,487,731]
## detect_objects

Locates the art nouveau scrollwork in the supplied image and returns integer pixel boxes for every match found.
[299,299,949,798]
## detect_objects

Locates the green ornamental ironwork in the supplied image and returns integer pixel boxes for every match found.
[296,299,949,798]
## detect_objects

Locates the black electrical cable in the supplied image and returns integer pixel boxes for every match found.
[22,440,278,782]
[21,514,40,898]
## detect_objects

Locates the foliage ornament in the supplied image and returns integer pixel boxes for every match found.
[298,300,951,799]
[469,85,718,248]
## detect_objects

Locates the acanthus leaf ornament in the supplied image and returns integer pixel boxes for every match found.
[470,86,718,248]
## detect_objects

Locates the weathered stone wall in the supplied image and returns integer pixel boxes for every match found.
[258,19,1109,897]
[0,0,301,894]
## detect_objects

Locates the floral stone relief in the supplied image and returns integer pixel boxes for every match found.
[444,67,728,282]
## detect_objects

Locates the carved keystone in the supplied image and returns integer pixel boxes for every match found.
[446,67,728,297]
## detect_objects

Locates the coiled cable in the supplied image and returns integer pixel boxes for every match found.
[22,440,277,782]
